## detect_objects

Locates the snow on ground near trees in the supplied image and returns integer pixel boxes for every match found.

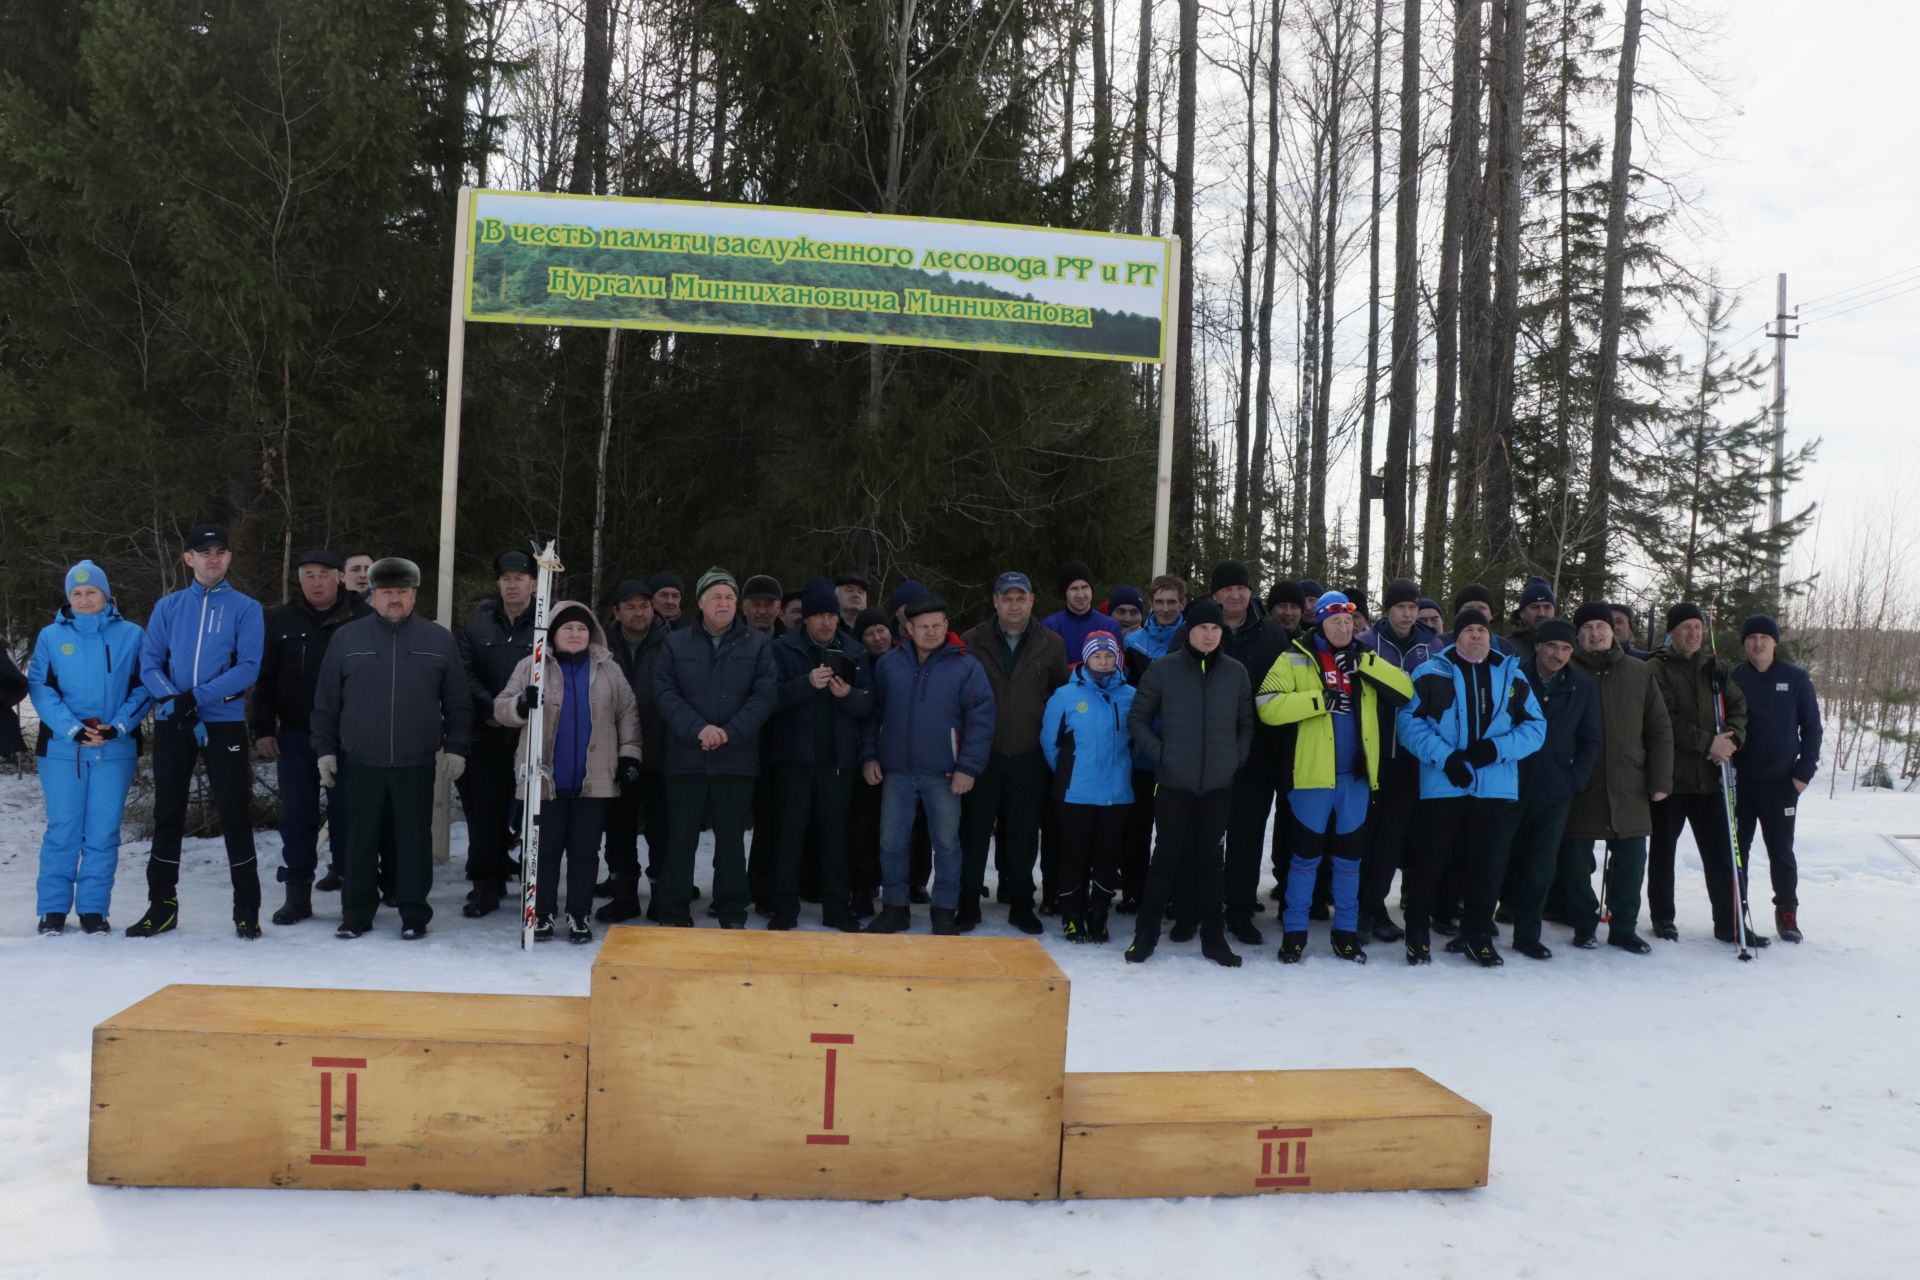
[0,769,1914,1279]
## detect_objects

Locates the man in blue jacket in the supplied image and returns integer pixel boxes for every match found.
[1730,614,1822,943]
[767,579,874,932]
[1041,560,1116,657]
[862,594,996,935]
[650,568,779,928]
[130,523,266,939]
[1496,618,1602,959]
[1396,608,1546,967]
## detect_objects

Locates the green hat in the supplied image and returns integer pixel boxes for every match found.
[695,567,739,603]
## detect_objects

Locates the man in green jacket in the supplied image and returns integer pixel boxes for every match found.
[1552,603,1674,953]
[1647,602,1759,946]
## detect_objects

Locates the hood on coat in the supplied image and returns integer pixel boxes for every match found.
[546,598,611,661]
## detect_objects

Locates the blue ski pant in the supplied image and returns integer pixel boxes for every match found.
[1283,773,1371,932]
[37,753,138,915]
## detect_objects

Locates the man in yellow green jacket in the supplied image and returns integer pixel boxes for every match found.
[1255,592,1414,964]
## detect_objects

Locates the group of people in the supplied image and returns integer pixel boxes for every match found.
[7,528,1823,969]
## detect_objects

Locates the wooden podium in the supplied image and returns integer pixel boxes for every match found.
[587,928,1070,1200]
[88,985,589,1196]
[1059,1069,1491,1198]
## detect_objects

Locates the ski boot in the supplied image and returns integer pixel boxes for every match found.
[567,914,593,945]
[79,913,110,935]
[1277,931,1308,964]
[1466,938,1504,968]
[1329,930,1368,964]
[125,900,178,937]
[532,914,555,942]
[37,913,66,935]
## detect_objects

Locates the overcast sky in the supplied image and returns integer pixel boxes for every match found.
[1684,0,1920,581]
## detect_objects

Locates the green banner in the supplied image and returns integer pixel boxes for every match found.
[464,190,1172,363]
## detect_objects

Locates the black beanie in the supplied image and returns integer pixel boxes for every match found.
[1057,560,1094,595]
[1535,618,1577,647]
[549,603,595,639]
[1384,577,1421,609]
[1572,602,1613,629]
[1454,582,1494,611]
[1209,561,1252,593]
[1268,579,1305,609]
[1452,607,1492,636]
[853,607,892,637]
[1185,598,1226,630]
[1299,579,1324,598]
[1742,614,1780,642]
[1666,602,1706,631]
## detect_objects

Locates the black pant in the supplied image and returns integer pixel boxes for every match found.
[146,718,261,919]
[1736,775,1801,910]
[962,749,1048,908]
[1362,756,1420,921]
[661,774,754,925]
[1650,790,1742,931]
[748,748,780,907]
[533,793,608,920]
[604,769,667,883]
[774,760,854,923]
[1057,801,1129,920]
[1135,787,1231,939]
[1122,771,1156,903]
[1405,796,1512,946]
[458,726,519,883]
[342,761,434,930]
[1223,750,1284,925]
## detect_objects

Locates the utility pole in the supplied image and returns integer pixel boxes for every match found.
[1764,272,1798,598]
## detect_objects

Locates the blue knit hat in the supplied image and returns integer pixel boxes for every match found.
[1108,584,1145,611]
[65,560,109,600]
[1082,631,1122,663]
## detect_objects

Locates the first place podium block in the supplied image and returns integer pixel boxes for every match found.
[588,929,1069,1201]
[89,985,590,1196]
[1060,1069,1491,1198]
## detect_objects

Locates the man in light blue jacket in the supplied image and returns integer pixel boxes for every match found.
[28,561,151,934]
[129,523,266,939]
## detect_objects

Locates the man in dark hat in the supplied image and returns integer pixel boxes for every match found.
[314,557,472,940]
[1041,559,1113,657]
[252,548,370,925]
[779,588,806,634]
[598,578,671,923]
[129,522,267,939]
[453,549,539,917]
[741,575,784,636]
[1353,575,1439,941]
[835,571,872,635]
[1266,581,1306,637]
[1729,614,1821,943]
[1508,577,1558,663]
[1209,560,1292,946]
[1647,601,1756,946]
[767,578,874,931]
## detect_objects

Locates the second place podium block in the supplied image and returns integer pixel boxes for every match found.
[587,928,1070,1200]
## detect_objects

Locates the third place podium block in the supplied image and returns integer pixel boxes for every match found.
[587,929,1070,1200]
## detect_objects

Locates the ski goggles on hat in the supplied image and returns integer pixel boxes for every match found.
[1082,632,1122,662]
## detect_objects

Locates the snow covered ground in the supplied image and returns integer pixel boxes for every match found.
[1,766,1914,1279]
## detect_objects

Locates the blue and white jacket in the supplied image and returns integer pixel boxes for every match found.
[1040,666,1137,806]
[140,579,265,723]
[29,606,151,760]
[1397,645,1546,800]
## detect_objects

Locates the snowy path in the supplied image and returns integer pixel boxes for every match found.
[1,770,1914,1278]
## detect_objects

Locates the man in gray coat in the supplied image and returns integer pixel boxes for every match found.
[1124,599,1254,967]
[312,558,472,940]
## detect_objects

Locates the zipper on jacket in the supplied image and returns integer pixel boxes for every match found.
[191,587,209,690]
[389,624,398,765]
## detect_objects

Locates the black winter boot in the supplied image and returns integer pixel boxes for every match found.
[79,913,110,934]
[315,870,343,892]
[1200,926,1244,968]
[1652,918,1679,941]
[1086,902,1111,944]
[37,913,66,935]
[1466,938,1504,968]
[1330,930,1368,963]
[271,880,314,926]
[1277,931,1307,964]
[1405,924,1432,965]
[1362,913,1405,943]
[1007,901,1044,935]
[463,883,502,918]
[125,900,178,937]
[867,905,912,934]
[1168,917,1199,943]
[1775,908,1802,943]
[930,907,958,936]
[596,879,643,924]
[1227,917,1264,946]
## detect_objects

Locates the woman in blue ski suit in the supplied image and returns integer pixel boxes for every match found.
[28,561,151,934]
[1040,631,1137,943]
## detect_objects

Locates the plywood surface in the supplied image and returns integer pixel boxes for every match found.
[1064,1068,1488,1125]
[97,984,588,1046]
[595,925,1067,982]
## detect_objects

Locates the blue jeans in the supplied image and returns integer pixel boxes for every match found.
[37,753,138,915]
[276,727,347,883]
[880,774,963,909]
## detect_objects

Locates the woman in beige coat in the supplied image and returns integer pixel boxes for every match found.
[495,601,641,942]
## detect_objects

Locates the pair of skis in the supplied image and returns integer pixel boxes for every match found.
[518,540,563,951]
[1706,603,1759,962]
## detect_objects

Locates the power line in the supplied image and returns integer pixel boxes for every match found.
[1798,262,1920,311]
[1799,280,1920,328]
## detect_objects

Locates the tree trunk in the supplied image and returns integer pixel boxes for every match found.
[1126,0,1152,234]
[1062,10,1079,174]
[1584,0,1642,598]
[1481,0,1527,571]
[1309,6,1349,579]
[1454,0,1496,567]
[1172,0,1198,568]
[1251,0,1281,566]
[1233,6,1258,548]
[1093,0,1112,204]
[1381,0,1421,578]
[569,0,611,197]
[1356,0,1384,594]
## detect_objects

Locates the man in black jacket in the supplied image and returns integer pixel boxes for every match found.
[251,549,371,925]
[767,579,874,931]
[1125,599,1254,967]
[1211,560,1291,946]
[598,578,671,923]
[455,549,536,917]
[650,568,779,928]
[313,558,471,940]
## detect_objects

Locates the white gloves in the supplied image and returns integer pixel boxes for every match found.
[317,755,338,788]
[445,753,466,782]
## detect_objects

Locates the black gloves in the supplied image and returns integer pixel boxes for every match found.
[517,684,541,716]
[1443,751,1474,789]
[615,759,642,792]
[1464,738,1498,768]
[169,691,198,725]
[95,725,118,741]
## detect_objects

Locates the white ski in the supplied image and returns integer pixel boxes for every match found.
[520,540,563,950]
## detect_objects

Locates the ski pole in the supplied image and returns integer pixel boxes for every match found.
[1706,601,1753,962]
